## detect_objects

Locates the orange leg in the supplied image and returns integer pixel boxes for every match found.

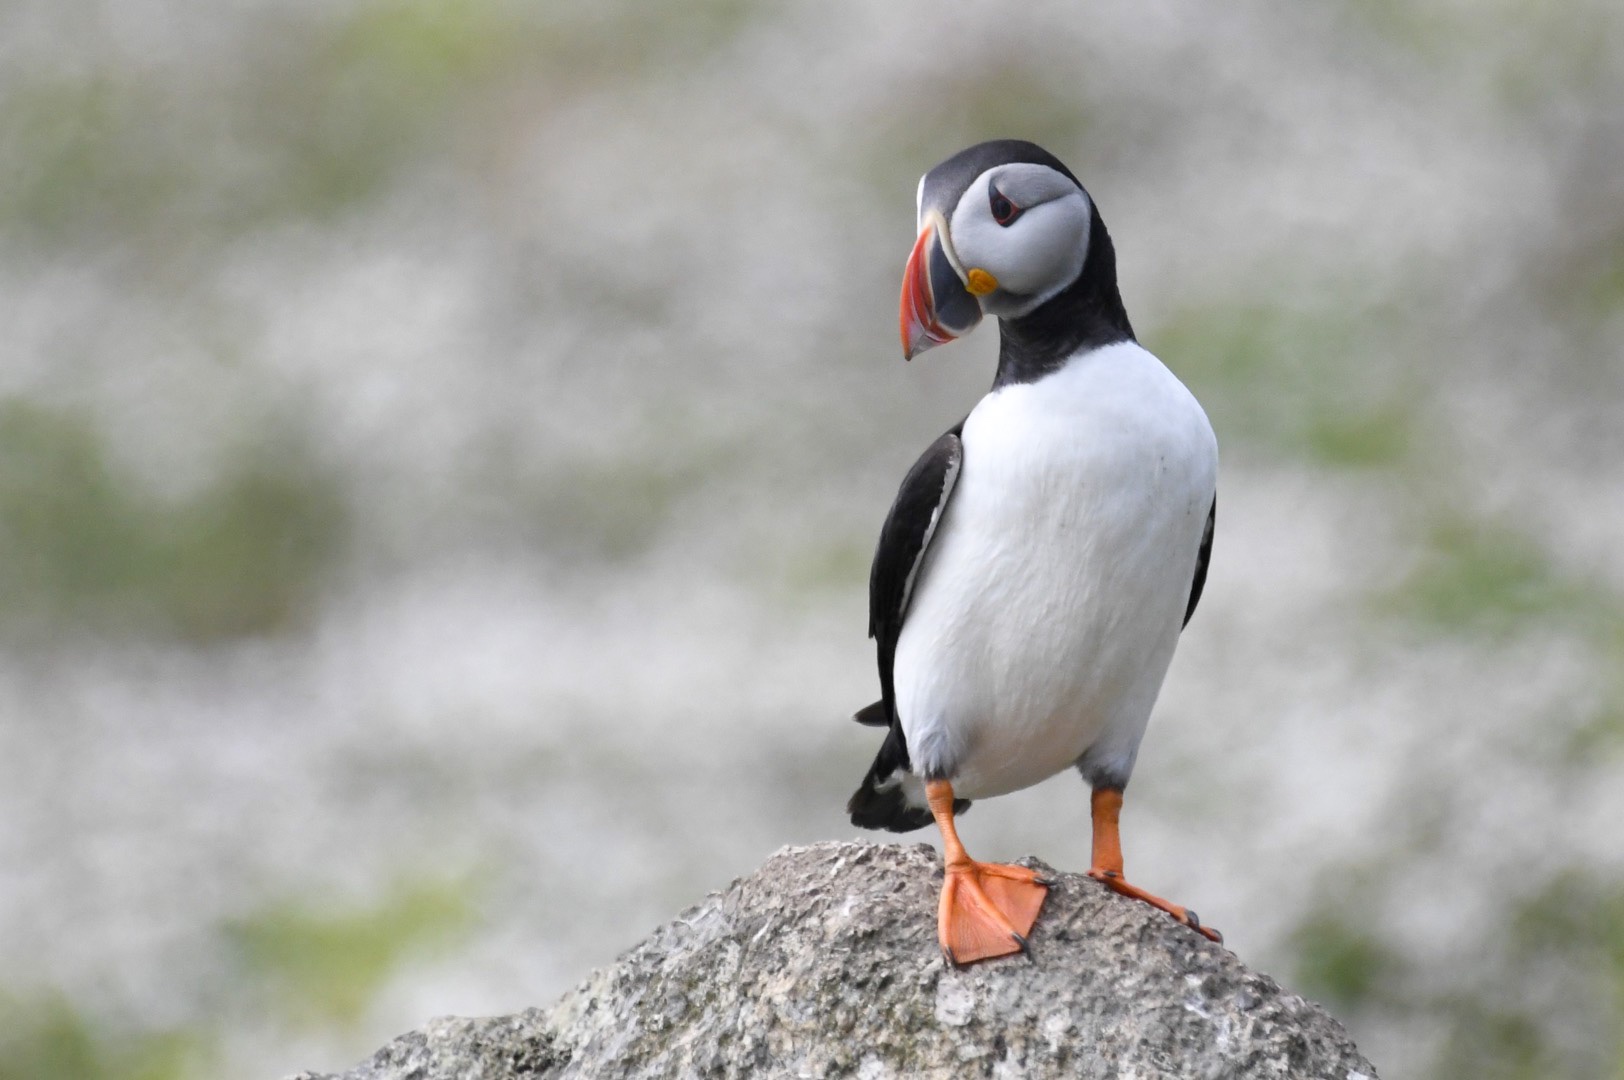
[1087,787,1222,943]
[927,779,1051,966]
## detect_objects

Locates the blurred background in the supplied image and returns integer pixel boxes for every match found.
[2,1,1622,1077]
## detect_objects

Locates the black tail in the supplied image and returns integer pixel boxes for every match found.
[852,700,889,727]
[846,722,970,833]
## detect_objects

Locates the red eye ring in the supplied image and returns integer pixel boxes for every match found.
[990,186,1022,227]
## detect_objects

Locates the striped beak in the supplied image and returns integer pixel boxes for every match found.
[899,213,984,359]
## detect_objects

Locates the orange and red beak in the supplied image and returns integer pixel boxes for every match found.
[899,215,984,359]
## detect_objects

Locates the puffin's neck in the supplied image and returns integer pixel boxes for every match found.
[992,211,1136,390]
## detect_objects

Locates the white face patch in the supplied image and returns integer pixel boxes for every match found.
[947,164,1092,317]
[989,162,1082,211]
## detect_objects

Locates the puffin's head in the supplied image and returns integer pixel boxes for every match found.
[900,140,1095,359]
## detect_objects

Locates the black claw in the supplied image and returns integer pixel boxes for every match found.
[1034,876,1058,887]
[942,945,961,969]
[1011,931,1030,952]
[1182,910,1224,944]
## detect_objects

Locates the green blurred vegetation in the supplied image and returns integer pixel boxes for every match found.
[861,62,1098,205]
[0,401,347,642]
[525,452,718,563]
[226,876,479,1029]
[1351,0,1624,120]
[0,77,187,246]
[1292,866,1624,1080]
[1290,912,1402,1015]
[1565,647,1624,761]
[0,2,517,246]
[0,0,763,249]
[1432,871,1624,1080]
[774,537,873,604]
[1384,513,1614,639]
[0,874,478,1080]
[1155,301,1419,470]
[0,997,208,1080]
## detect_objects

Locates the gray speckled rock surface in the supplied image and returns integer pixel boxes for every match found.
[291,841,1378,1079]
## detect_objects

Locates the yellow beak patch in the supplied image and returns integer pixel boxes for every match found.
[965,268,999,296]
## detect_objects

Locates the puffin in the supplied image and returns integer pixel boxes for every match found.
[847,140,1221,966]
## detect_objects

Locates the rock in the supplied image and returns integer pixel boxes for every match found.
[290,841,1378,1079]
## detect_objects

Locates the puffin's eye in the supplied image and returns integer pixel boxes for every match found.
[989,186,1022,227]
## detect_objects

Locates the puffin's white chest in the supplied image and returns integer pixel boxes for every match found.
[893,341,1217,798]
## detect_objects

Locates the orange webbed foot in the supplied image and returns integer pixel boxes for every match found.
[938,859,1051,966]
[1086,787,1223,944]
[1087,867,1223,943]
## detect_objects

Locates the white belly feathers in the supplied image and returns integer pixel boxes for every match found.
[892,341,1217,799]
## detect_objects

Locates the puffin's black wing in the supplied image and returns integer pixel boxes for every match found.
[848,425,965,833]
[1182,495,1216,628]
[867,425,964,722]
